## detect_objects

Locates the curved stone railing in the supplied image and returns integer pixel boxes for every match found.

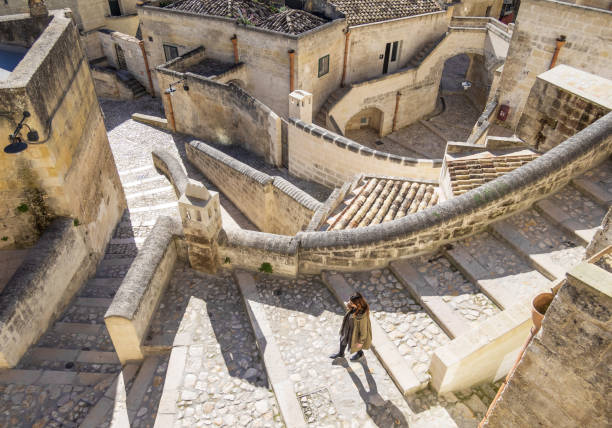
[152,150,189,197]
[218,113,612,274]
[104,216,183,364]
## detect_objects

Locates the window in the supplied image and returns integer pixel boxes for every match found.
[318,55,329,77]
[163,44,179,62]
[485,5,492,16]
[391,41,399,62]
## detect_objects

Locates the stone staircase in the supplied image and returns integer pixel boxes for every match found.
[406,35,446,69]
[117,70,148,99]
[0,162,178,426]
[314,86,351,129]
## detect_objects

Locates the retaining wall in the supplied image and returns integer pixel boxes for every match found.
[104,216,183,364]
[287,119,441,188]
[187,141,321,235]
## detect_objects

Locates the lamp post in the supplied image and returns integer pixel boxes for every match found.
[4,111,39,154]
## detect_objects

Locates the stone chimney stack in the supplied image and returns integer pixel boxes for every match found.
[28,0,49,17]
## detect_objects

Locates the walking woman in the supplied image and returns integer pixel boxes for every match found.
[330,292,372,361]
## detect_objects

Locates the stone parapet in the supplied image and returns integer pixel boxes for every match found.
[0,218,93,368]
[104,216,183,364]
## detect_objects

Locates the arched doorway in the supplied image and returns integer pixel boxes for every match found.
[345,107,384,142]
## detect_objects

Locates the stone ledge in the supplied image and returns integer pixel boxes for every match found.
[272,176,322,211]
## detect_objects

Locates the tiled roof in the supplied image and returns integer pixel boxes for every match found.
[323,176,439,231]
[164,0,327,34]
[448,154,541,196]
[329,0,443,26]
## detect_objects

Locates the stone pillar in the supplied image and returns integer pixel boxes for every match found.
[28,0,48,17]
[289,90,313,123]
[178,181,222,273]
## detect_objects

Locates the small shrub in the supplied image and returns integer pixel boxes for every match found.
[73,218,80,227]
[1,236,8,241]
[224,257,231,264]
[259,262,273,273]
[16,203,29,213]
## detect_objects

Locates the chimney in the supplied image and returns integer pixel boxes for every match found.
[28,0,49,17]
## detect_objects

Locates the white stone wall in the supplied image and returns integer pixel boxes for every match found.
[497,0,612,128]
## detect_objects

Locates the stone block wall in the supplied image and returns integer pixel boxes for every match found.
[482,261,612,427]
[186,141,321,236]
[0,10,125,251]
[157,65,282,165]
[496,0,612,129]
[99,29,151,93]
[287,119,441,188]
[347,10,450,84]
[91,66,135,99]
[452,0,503,17]
[517,66,610,151]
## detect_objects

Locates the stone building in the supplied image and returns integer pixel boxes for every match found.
[0,6,124,366]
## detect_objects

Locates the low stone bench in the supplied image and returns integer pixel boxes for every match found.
[104,216,183,364]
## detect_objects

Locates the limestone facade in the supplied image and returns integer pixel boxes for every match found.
[495,0,612,129]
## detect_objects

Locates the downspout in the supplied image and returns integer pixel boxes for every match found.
[164,91,176,132]
[288,49,295,92]
[341,28,351,87]
[392,91,401,132]
[138,40,155,97]
[549,35,566,70]
[231,35,239,64]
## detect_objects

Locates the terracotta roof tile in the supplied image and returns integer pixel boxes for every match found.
[165,0,327,34]
[323,176,439,231]
[448,154,540,196]
[329,0,442,26]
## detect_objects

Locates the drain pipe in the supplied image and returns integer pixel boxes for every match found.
[341,28,351,87]
[231,35,239,64]
[392,91,401,132]
[288,49,295,92]
[164,89,177,132]
[549,35,566,69]
[138,40,155,97]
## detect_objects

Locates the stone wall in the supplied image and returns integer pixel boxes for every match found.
[347,10,450,84]
[0,12,50,47]
[496,0,612,128]
[91,66,135,99]
[287,119,442,188]
[105,216,182,364]
[1,0,109,31]
[0,218,93,367]
[482,261,612,427]
[157,65,282,165]
[140,5,304,114]
[517,65,610,151]
[329,23,508,136]
[98,29,151,93]
[452,0,503,17]
[0,10,125,251]
[186,141,321,236]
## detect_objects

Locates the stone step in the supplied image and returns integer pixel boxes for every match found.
[125,185,175,200]
[322,271,427,394]
[126,356,160,418]
[573,177,612,206]
[0,368,112,386]
[121,173,167,189]
[445,233,551,309]
[23,348,120,365]
[60,302,109,324]
[80,363,140,428]
[489,210,585,281]
[53,322,104,335]
[37,322,114,352]
[79,277,122,298]
[118,164,155,177]
[128,201,177,214]
[75,297,114,307]
[535,185,607,245]
[234,271,307,428]
[389,260,472,339]
[126,189,177,210]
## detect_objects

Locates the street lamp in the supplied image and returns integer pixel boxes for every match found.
[4,111,39,154]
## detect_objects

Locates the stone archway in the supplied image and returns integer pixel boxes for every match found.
[345,107,384,140]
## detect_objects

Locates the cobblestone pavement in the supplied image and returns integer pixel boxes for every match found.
[406,381,503,428]
[580,157,612,193]
[500,208,585,268]
[148,265,283,427]
[0,380,112,427]
[341,270,451,380]
[401,255,500,325]
[255,274,414,426]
